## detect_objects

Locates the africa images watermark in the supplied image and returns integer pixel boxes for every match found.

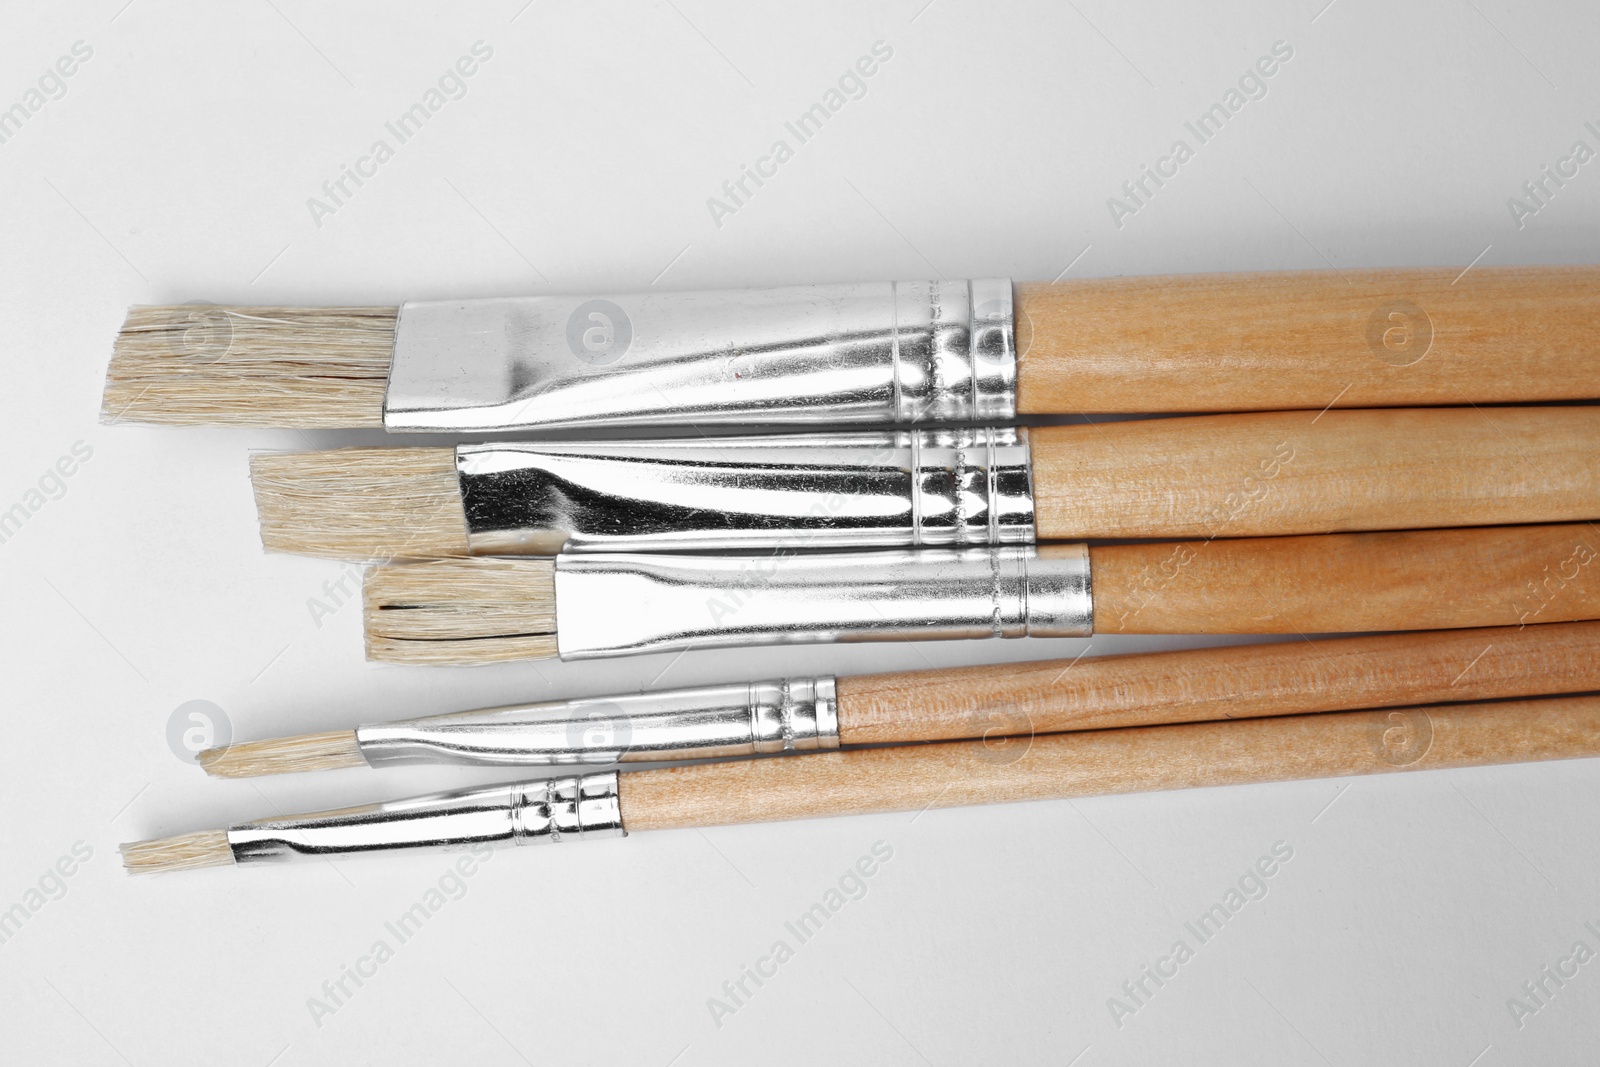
[1106,840,1295,1029]
[306,842,496,1027]
[1107,40,1295,229]
[706,840,896,1028]
[307,562,362,628]
[0,440,94,550]
[705,40,895,229]
[1506,921,1600,1030]
[1506,122,1600,230]
[1108,440,1295,630]
[0,40,93,149]
[701,438,904,627]
[166,699,232,764]
[306,41,495,228]
[1511,537,1597,628]
[0,841,94,950]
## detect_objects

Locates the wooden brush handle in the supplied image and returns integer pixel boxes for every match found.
[621,695,1600,831]
[835,619,1600,745]
[1030,406,1600,540]
[1083,523,1600,634]
[1015,267,1600,413]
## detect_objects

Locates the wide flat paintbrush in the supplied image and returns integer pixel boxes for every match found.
[123,692,1600,873]
[105,268,1600,431]
[197,619,1600,777]
[253,406,1600,560]
[360,523,1600,664]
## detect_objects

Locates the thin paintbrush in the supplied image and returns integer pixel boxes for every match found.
[358,523,1600,665]
[122,693,1600,873]
[197,619,1600,778]
[253,406,1600,559]
[104,269,1600,431]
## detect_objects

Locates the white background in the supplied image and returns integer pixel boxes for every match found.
[3,1,1599,1063]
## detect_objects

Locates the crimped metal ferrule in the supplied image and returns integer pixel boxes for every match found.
[227,773,624,863]
[383,279,1015,432]
[455,427,1034,554]
[552,544,1093,660]
[356,677,838,767]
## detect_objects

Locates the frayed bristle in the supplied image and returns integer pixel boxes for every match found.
[102,305,396,427]
[364,558,558,665]
[251,448,467,561]
[199,730,366,778]
[120,830,235,874]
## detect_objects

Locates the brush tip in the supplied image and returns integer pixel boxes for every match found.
[250,448,469,561]
[102,304,397,428]
[120,830,235,875]
[364,558,559,665]
[199,730,367,778]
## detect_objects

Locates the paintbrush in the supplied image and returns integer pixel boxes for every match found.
[104,268,1600,431]
[121,692,1600,873]
[253,405,1600,560]
[359,523,1600,665]
[196,619,1600,778]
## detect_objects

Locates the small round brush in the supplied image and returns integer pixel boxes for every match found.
[123,693,1600,874]
[197,619,1600,779]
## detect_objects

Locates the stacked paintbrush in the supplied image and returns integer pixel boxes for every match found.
[109,269,1600,872]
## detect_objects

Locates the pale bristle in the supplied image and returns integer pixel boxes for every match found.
[120,830,235,874]
[199,730,367,778]
[102,305,396,427]
[366,633,561,665]
[364,558,558,665]
[251,448,468,561]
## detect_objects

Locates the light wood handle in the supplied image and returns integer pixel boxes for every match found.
[621,695,1600,831]
[835,619,1600,745]
[1085,523,1600,634]
[1015,267,1600,413]
[1030,406,1600,540]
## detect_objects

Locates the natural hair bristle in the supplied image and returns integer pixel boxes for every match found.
[365,633,561,665]
[364,558,558,665]
[120,830,234,874]
[199,730,367,778]
[102,305,396,427]
[251,448,468,561]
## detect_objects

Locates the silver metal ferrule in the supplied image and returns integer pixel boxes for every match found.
[356,677,838,767]
[551,544,1093,660]
[383,279,1015,432]
[227,773,624,864]
[456,427,1034,554]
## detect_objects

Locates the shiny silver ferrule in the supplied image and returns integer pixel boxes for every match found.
[552,544,1093,660]
[356,677,838,767]
[456,427,1034,554]
[383,279,1015,432]
[227,773,624,864]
